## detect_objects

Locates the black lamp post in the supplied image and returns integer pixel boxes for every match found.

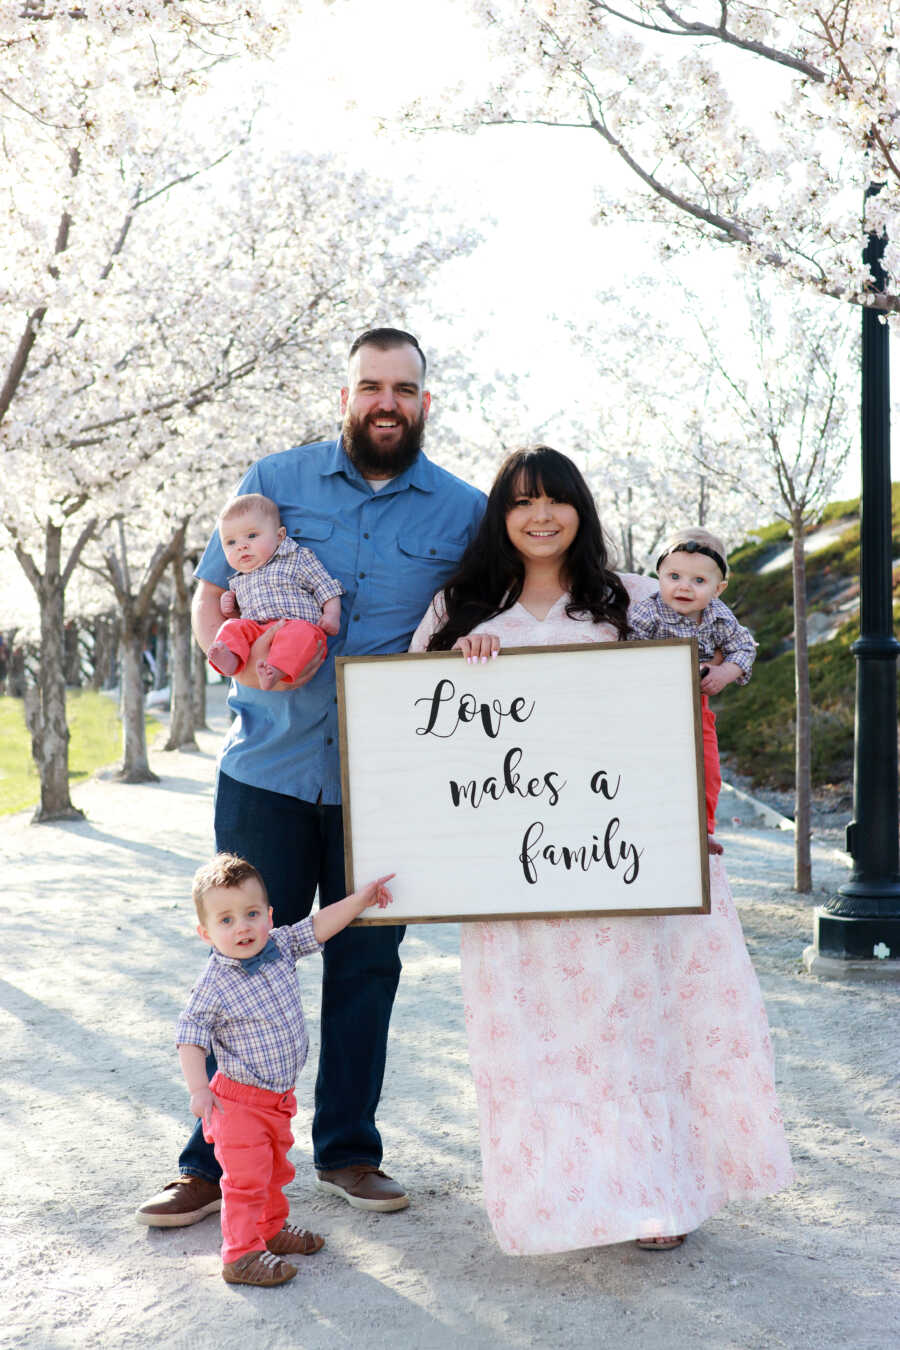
[806,189,900,973]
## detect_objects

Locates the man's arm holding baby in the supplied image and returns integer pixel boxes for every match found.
[192,580,325,690]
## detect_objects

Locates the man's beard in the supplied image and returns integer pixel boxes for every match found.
[342,408,426,477]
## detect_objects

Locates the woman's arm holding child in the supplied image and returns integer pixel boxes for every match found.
[699,661,744,696]
[312,874,395,945]
[701,609,757,695]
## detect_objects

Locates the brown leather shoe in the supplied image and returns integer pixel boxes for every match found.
[135,1175,222,1228]
[315,1164,409,1212]
[266,1222,325,1256]
[222,1250,297,1286]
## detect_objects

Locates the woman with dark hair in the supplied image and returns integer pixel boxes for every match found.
[423,446,631,652]
[411,447,792,1257]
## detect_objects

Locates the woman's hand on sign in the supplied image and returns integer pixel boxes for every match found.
[452,632,501,664]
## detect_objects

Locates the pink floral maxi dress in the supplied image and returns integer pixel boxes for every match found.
[410,577,793,1254]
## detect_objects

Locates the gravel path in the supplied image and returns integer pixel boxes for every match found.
[1,690,897,1350]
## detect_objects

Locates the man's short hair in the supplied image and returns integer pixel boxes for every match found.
[192,853,269,923]
[217,493,282,531]
[348,327,426,379]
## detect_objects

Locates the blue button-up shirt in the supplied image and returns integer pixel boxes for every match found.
[195,437,485,803]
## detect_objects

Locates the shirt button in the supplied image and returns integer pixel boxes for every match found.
[363,532,370,539]
[429,548,436,555]
[326,737,334,745]
[359,571,366,578]
[353,614,360,622]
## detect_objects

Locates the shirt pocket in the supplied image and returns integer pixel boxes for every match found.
[391,532,469,603]
[291,518,334,547]
[290,518,337,580]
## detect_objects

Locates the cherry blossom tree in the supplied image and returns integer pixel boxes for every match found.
[0,1,293,819]
[419,1,899,309]
[566,279,856,889]
[2,3,481,810]
[687,282,856,890]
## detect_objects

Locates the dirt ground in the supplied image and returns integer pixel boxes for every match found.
[1,689,898,1350]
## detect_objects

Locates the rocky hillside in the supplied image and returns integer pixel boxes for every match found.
[712,486,900,791]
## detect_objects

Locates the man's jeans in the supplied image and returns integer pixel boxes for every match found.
[178,771,404,1181]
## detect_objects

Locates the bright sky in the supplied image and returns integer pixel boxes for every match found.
[198,0,896,504]
[2,0,884,634]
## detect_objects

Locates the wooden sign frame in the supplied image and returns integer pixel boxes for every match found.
[336,640,710,924]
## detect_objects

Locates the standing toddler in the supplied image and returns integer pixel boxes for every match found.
[176,853,393,1286]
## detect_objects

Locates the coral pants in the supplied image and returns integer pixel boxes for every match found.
[208,617,326,682]
[702,694,721,834]
[204,1071,297,1264]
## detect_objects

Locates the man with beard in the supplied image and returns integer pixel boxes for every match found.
[137,329,484,1228]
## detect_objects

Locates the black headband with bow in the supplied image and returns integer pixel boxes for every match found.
[656,539,727,579]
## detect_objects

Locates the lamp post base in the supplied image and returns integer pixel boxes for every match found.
[802,909,900,979]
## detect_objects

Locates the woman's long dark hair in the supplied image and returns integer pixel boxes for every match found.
[427,446,630,650]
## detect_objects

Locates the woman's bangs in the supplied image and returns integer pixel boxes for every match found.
[506,455,579,508]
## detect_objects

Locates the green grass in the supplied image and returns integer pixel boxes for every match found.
[0,690,159,816]
[711,487,900,789]
[713,626,857,789]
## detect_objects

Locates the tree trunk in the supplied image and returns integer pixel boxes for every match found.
[64,621,82,687]
[32,524,84,820]
[165,551,198,751]
[190,561,209,729]
[153,615,168,691]
[90,616,118,690]
[118,614,158,783]
[192,637,209,729]
[697,474,708,527]
[791,513,813,892]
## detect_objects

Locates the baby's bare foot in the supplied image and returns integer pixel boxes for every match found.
[257,660,287,691]
[208,643,239,676]
[707,833,724,855]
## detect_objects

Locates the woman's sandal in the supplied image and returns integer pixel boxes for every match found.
[635,1235,686,1251]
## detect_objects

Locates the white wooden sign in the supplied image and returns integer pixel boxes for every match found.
[337,640,710,923]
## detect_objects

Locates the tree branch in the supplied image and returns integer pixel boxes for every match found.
[472,106,898,311]
[136,536,178,615]
[586,3,825,80]
[61,516,98,588]
[9,532,42,594]
[0,147,79,421]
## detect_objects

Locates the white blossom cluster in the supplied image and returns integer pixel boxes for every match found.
[411,2,900,311]
[504,272,857,570]
[2,130,479,591]
[2,3,290,155]
[1,2,482,631]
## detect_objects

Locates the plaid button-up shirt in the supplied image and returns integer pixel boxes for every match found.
[175,917,322,1093]
[628,592,756,684]
[230,536,344,625]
